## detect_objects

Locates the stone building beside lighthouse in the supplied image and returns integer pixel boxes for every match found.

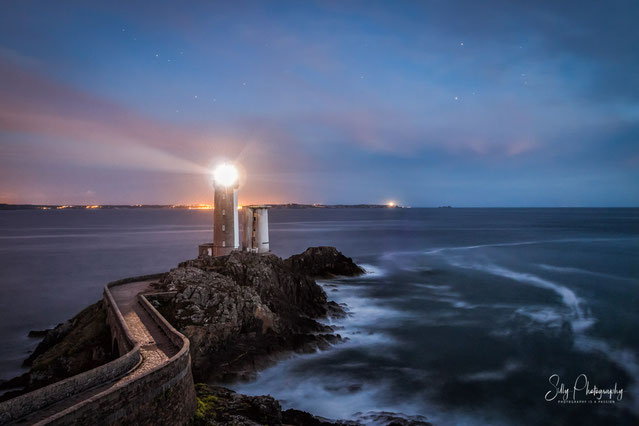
[242,205,270,253]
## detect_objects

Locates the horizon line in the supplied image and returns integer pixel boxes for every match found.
[1,203,638,209]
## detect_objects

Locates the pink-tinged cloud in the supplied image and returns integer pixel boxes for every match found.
[0,60,211,172]
[0,58,316,172]
[0,59,317,204]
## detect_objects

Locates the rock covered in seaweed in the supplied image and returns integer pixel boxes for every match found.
[285,246,365,278]
[191,384,282,426]
[191,384,433,425]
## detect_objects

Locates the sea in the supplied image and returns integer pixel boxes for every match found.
[0,208,637,425]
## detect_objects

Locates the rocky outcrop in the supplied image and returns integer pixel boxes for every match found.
[191,384,351,426]
[191,384,433,426]
[0,301,115,402]
[281,409,353,425]
[191,384,282,426]
[156,250,345,383]
[5,247,377,423]
[285,246,365,278]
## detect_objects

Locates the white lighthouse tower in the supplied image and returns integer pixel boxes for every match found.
[242,205,270,253]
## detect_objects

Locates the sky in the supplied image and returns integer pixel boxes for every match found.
[0,0,638,207]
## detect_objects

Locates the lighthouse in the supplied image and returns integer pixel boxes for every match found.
[212,163,239,256]
[198,162,271,258]
[198,163,239,258]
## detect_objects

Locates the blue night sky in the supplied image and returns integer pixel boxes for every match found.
[0,1,638,206]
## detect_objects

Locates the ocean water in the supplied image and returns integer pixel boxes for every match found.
[1,208,638,424]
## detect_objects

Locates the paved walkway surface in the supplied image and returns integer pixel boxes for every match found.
[12,281,178,425]
[110,281,177,376]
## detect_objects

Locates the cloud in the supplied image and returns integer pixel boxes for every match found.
[0,1,637,205]
[0,56,322,204]
[0,60,211,172]
[0,57,318,179]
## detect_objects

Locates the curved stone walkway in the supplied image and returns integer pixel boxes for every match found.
[11,281,178,425]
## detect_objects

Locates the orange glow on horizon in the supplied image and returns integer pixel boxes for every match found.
[187,204,214,210]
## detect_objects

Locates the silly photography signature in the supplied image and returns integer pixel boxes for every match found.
[545,374,624,404]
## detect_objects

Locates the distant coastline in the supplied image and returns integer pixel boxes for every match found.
[4,204,637,211]
[0,203,408,211]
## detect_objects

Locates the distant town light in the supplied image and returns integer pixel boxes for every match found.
[213,163,239,187]
[387,201,396,207]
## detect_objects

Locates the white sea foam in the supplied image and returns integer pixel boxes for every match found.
[317,282,405,347]
[358,263,385,278]
[446,257,639,411]
[233,361,508,425]
[413,283,452,292]
[414,283,524,314]
[573,335,639,413]
[460,361,521,382]
[235,371,421,420]
[421,237,634,257]
[538,264,634,282]
[515,307,564,327]
[436,296,476,309]
[450,260,589,327]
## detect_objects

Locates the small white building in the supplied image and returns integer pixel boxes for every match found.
[242,205,270,253]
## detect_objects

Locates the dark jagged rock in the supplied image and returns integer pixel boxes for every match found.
[285,247,365,278]
[192,384,355,426]
[27,329,51,339]
[352,411,432,426]
[187,251,330,318]
[157,250,347,383]
[0,301,115,402]
[189,385,432,426]
[282,409,354,425]
[191,384,282,426]
[23,322,73,368]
